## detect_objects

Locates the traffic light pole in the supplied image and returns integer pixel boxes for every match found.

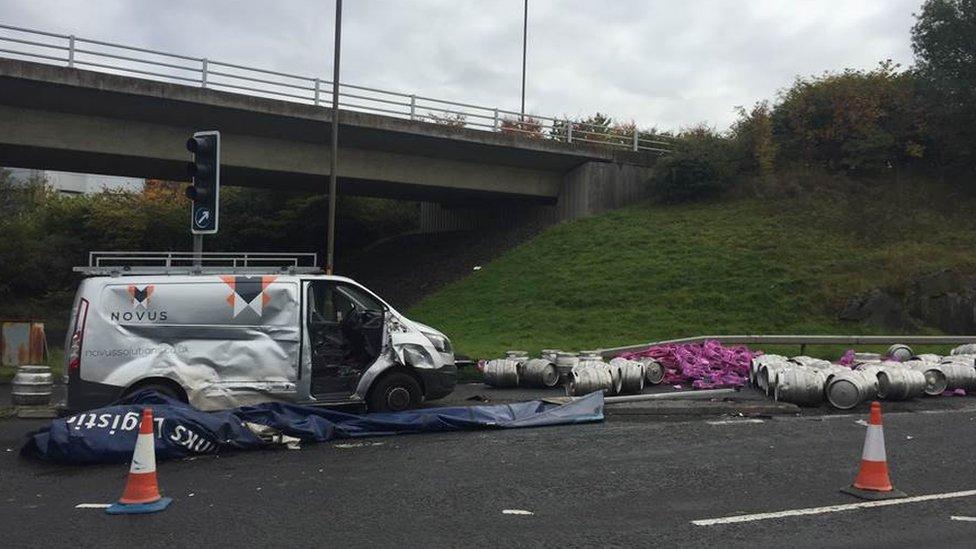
[325,0,342,275]
[193,234,203,267]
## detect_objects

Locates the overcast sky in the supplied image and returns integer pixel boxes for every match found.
[1,0,923,131]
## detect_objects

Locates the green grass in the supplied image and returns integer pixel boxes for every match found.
[408,179,976,360]
[0,347,64,383]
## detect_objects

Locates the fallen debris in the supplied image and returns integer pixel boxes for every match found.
[751,347,976,409]
[21,390,604,465]
[603,388,737,404]
[620,340,753,390]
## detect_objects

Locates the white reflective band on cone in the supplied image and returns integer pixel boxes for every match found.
[129,433,157,474]
[861,425,887,462]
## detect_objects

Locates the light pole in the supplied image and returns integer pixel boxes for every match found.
[520,0,527,121]
[326,0,342,275]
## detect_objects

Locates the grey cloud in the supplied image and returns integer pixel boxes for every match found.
[0,0,923,131]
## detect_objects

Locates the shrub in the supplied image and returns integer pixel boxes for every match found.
[500,116,543,137]
[651,125,739,203]
[730,101,777,178]
[771,61,926,174]
[551,113,622,145]
[423,111,467,128]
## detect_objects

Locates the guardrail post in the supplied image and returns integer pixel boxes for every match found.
[314,78,320,106]
[409,95,416,121]
[67,35,76,68]
[493,108,499,130]
[201,58,208,88]
[567,120,573,143]
[632,127,639,151]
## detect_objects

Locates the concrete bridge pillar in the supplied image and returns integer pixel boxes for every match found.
[418,160,657,233]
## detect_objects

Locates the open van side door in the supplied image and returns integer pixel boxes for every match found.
[302,280,388,401]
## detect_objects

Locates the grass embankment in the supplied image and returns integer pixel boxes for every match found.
[408,180,976,360]
[0,348,64,383]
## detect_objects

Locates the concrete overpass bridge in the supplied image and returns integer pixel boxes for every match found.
[0,24,664,226]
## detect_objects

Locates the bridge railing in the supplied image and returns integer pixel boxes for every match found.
[0,23,672,154]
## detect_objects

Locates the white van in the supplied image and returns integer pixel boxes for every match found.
[65,252,456,412]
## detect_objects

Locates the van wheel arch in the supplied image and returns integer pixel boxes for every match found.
[122,377,188,403]
[366,367,424,412]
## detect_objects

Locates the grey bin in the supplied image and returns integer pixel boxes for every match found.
[566,365,614,397]
[639,357,666,385]
[519,359,560,388]
[12,365,53,406]
[886,344,914,362]
[877,368,927,400]
[938,361,976,391]
[773,368,826,407]
[554,352,579,383]
[610,358,645,394]
[483,358,520,388]
[826,370,877,410]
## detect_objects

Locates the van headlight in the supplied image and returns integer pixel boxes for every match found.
[422,332,452,354]
[402,344,437,369]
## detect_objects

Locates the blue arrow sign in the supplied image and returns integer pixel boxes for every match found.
[194,206,212,229]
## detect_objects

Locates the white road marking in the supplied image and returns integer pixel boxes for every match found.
[818,413,858,420]
[692,490,976,526]
[918,408,976,415]
[333,442,384,449]
[502,509,534,515]
[950,515,976,522]
[817,408,976,421]
[706,419,765,426]
[75,503,111,509]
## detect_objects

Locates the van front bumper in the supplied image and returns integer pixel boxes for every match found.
[418,363,457,401]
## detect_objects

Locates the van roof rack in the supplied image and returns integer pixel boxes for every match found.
[75,251,324,276]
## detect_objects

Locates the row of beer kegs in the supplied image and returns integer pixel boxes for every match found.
[482,350,665,397]
[755,343,976,409]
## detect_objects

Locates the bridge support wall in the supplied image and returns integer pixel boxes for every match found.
[418,161,657,233]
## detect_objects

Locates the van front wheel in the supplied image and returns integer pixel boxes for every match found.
[368,372,421,412]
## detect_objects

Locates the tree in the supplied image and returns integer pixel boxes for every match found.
[912,0,976,174]
[730,101,777,178]
[770,62,926,174]
[912,0,976,100]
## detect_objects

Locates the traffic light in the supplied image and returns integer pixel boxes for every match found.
[185,130,220,234]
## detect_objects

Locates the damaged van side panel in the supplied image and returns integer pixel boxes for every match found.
[82,276,300,410]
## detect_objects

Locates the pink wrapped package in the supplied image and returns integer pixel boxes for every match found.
[619,340,754,390]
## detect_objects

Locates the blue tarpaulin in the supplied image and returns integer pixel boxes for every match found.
[21,391,604,465]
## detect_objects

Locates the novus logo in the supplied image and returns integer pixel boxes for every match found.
[221,275,277,317]
[111,285,168,322]
[127,285,154,308]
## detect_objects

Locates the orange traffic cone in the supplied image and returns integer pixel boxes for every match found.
[106,408,172,514]
[841,401,907,500]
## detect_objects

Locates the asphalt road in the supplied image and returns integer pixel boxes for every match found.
[3,400,976,548]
